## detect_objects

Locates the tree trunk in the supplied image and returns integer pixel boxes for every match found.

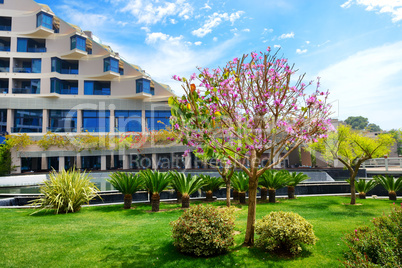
[389,191,397,200]
[239,192,246,204]
[359,193,366,199]
[349,174,357,205]
[182,194,190,208]
[288,186,295,199]
[260,187,268,201]
[233,190,239,201]
[206,190,213,201]
[176,191,182,203]
[151,193,160,212]
[268,189,276,203]
[244,177,257,246]
[225,181,231,207]
[123,194,132,209]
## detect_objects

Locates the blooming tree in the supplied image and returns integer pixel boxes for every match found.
[169,48,332,246]
[308,124,395,205]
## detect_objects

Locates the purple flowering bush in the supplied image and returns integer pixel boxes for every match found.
[170,205,235,256]
[343,204,402,267]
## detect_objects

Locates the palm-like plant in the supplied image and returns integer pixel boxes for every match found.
[374,175,402,200]
[139,169,172,212]
[107,171,143,209]
[231,172,249,204]
[30,168,99,214]
[169,171,206,208]
[260,169,289,203]
[200,175,225,201]
[346,178,377,199]
[287,172,309,199]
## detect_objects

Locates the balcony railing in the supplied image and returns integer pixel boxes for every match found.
[13,67,32,73]
[52,88,78,95]
[0,25,11,31]
[0,46,10,52]
[12,88,39,94]
[11,127,42,133]
[0,67,9,72]
[61,68,79,75]
[27,47,46,53]
[0,87,8,93]
[47,127,77,133]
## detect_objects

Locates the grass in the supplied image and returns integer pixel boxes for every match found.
[0,196,397,267]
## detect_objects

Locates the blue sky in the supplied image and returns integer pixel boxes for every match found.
[40,0,402,130]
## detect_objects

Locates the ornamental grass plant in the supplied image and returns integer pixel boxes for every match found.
[30,168,99,214]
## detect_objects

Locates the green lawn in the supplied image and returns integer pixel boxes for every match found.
[0,196,397,268]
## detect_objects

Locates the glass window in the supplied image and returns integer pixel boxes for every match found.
[81,156,101,170]
[36,12,53,30]
[17,38,46,53]
[84,81,110,95]
[31,59,41,73]
[49,110,77,132]
[104,57,119,73]
[0,17,11,31]
[0,79,7,93]
[12,79,40,94]
[0,1,4,4]
[82,110,110,132]
[51,58,78,74]
[50,78,78,95]
[0,109,6,132]
[70,35,86,51]
[13,109,42,133]
[145,110,171,131]
[136,78,154,95]
[115,110,142,132]
[0,37,10,52]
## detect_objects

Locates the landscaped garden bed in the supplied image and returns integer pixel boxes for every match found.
[0,196,398,267]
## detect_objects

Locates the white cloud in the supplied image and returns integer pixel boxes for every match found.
[242,28,250,32]
[318,41,402,130]
[141,26,151,32]
[213,37,218,41]
[344,0,402,22]
[145,32,183,44]
[121,0,193,25]
[278,32,294,40]
[201,3,212,10]
[192,11,244,38]
[340,0,353,8]
[274,44,281,48]
[170,18,177,24]
[262,28,274,34]
[194,41,202,46]
[306,40,310,44]
[57,5,108,31]
[296,48,307,54]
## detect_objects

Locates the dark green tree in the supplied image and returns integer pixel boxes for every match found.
[366,123,382,132]
[345,116,369,130]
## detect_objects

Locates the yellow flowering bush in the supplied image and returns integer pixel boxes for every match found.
[255,211,317,255]
[170,205,235,256]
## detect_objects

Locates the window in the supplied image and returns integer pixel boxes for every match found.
[13,58,41,73]
[0,1,4,4]
[51,78,78,95]
[70,35,86,51]
[0,17,11,31]
[0,37,10,52]
[13,109,42,133]
[84,81,110,95]
[36,12,53,30]
[0,59,9,72]
[115,110,142,132]
[0,109,6,132]
[0,79,7,93]
[81,156,101,170]
[104,57,119,73]
[136,78,154,95]
[51,57,78,74]
[145,110,171,131]
[82,110,110,132]
[48,110,77,132]
[12,79,40,94]
[17,38,46,53]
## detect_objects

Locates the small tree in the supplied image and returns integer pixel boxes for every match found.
[139,169,171,212]
[287,172,309,199]
[169,171,206,208]
[231,171,249,204]
[107,171,143,209]
[200,175,225,201]
[170,48,332,246]
[309,125,394,205]
[259,169,289,203]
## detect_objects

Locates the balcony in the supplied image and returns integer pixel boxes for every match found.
[0,58,9,72]
[11,127,42,133]
[17,38,46,53]
[0,37,10,52]
[0,17,11,32]
[12,79,40,94]
[51,78,78,95]
[13,58,41,73]
[136,78,155,95]
[62,35,87,59]
[51,57,78,75]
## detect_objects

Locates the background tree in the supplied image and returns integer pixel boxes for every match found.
[365,123,382,132]
[345,116,369,130]
[170,48,332,246]
[309,124,394,204]
[389,129,402,156]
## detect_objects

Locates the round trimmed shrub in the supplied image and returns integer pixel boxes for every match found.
[170,205,235,256]
[255,211,317,255]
